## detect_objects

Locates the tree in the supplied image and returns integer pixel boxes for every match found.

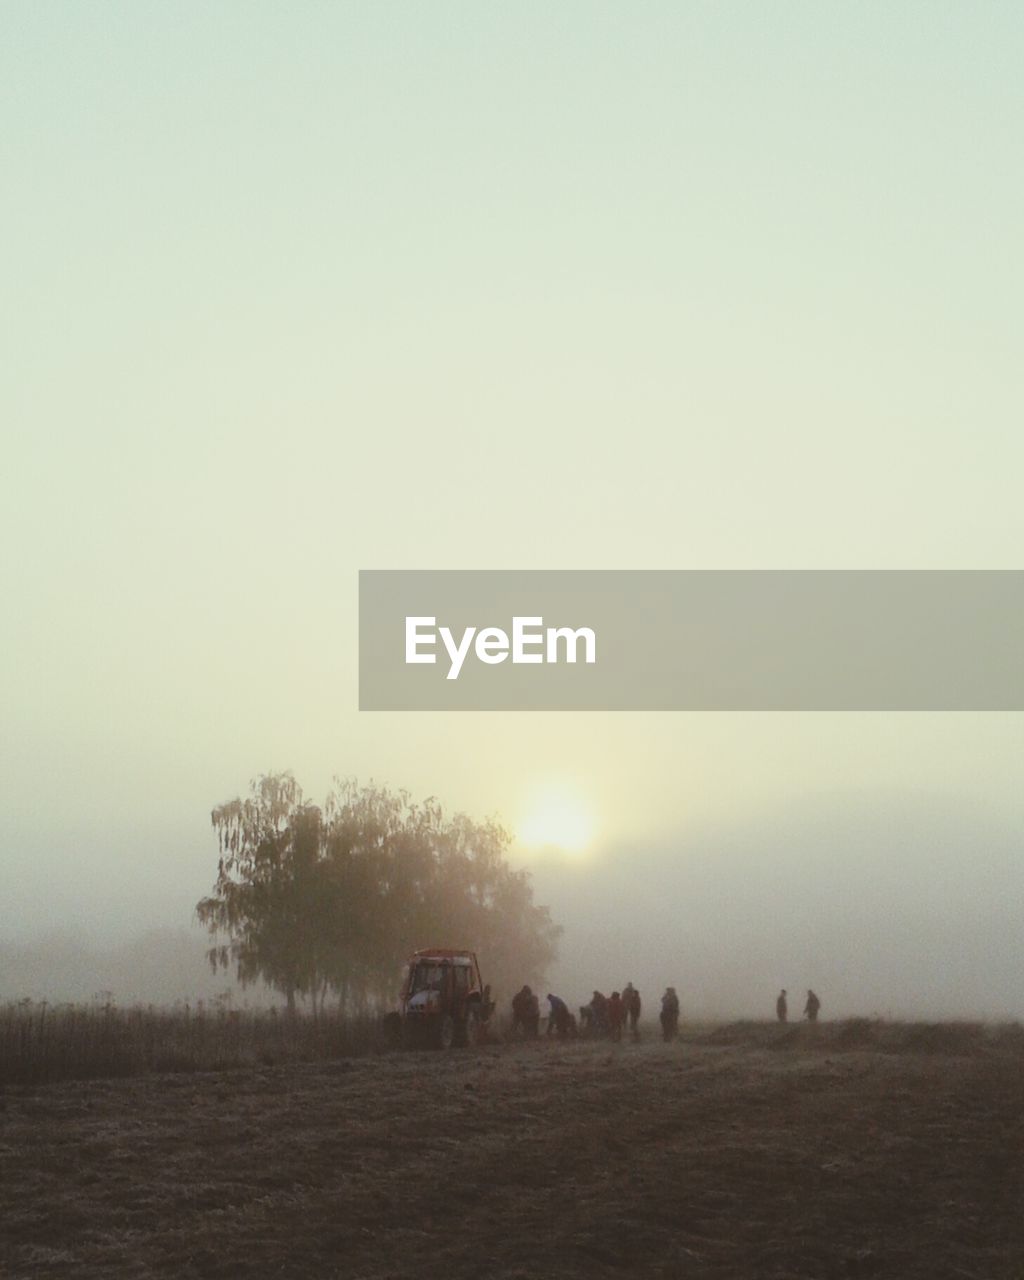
[196,774,328,1013]
[196,773,561,1012]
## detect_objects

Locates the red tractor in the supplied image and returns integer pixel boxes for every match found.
[385,949,494,1049]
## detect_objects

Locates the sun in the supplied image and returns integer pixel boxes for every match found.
[518,784,595,855]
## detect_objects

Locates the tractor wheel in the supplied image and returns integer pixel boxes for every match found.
[436,1014,455,1050]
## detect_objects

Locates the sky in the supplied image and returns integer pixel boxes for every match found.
[1,4,1021,1013]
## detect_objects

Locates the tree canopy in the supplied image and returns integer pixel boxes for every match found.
[196,773,561,1013]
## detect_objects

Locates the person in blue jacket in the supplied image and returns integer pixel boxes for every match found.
[546,992,573,1037]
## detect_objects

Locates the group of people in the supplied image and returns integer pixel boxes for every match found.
[510,983,682,1043]
[776,988,821,1024]
[511,984,825,1040]
[577,984,643,1041]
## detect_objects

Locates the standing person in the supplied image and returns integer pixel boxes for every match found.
[546,993,572,1037]
[589,990,609,1037]
[776,989,788,1023]
[804,989,821,1023]
[607,991,625,1043]
[623,982,642,1039]
[660,987,680,1041]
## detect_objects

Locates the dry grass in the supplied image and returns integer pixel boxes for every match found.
[6,1004,1021,1089]
[696,1017,1024,1056]
[2,1023,1023,1278]
[0,1001,379,1086]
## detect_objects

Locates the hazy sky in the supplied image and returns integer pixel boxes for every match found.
[2,5,1021,1009]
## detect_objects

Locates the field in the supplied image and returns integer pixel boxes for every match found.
[2,1022,1023,1279]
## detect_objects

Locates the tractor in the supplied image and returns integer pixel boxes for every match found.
[384,949,494,1049]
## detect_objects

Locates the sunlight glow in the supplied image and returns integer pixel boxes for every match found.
[517,785,595,855]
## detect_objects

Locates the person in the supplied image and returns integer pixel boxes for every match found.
[607,991,624,1043]
[511,985,528,1034]
[546,992,572,1037]
[660,987,680,1041]
[622,983,642,1039]
[776,989,788,1024]
[804,989,821,1023]
[589,990,609,1036]
[511,985,540,1038]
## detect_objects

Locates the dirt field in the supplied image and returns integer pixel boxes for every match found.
[2,1026,1023,1279]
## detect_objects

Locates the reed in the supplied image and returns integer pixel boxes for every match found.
[0,999,381,1086]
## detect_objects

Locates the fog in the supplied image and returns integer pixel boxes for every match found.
[2,7,1022,1027]
[0,929,260,1008]
[4,791,1019,1022]
[534,792,1024,1022]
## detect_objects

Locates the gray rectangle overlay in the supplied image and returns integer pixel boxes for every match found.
[359,571,1024,711]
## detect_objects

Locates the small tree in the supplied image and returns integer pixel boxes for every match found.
[196,774,330,1014]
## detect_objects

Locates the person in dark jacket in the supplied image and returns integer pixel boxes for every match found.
[804,989,821,1023]
[607,991,625,1043]
[589,990,609,1036]
[776,989,788,1023]
[660,987,680,1041]
[511,985,540,1038]
[622,983,642,1039]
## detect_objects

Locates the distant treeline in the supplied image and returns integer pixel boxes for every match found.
[196,774,561,1014]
